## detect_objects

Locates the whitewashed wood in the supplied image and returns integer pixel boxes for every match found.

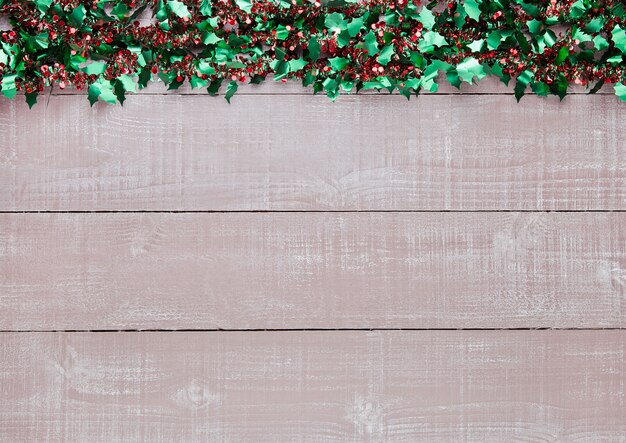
[0,94,623,211]
[1,331,624,442]
[1,212,623,330]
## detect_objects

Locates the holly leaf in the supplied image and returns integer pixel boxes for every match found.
[117,74,136,93]
[377,44,395,66]
[69,5,86,26]
[363,31,379,56]
[35,0,52,13]
[611,25,626,53]
[225,80,238,103]
[328,57,349,71]
[347,17,364,37]
[235,0,252,14]
[418,7,436,31]
[418,31,448,53]
[593,35,609,51]
[325,12,347,34]
[486,31,503,50]
[0,73,17,99]
[463,0,481,21]
[288,58,307,72]
[514,70,533,102]
[199,0,212,15]
[83,61,107,76]
[168,0,190,18]
[467,39,484,52]
[308,38,320,62]
[25,92,38,109]
[615,83,626,102]
[456,57,486,84]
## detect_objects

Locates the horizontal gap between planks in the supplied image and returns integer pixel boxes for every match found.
[43,92,615,97]
[2,328,625,333]
[2,210,625,214]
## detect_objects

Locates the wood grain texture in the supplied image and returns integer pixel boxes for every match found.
[1,212,624,330]
[1,94,624,211]
[1,331,624,443]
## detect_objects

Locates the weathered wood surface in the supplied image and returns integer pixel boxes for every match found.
[1,331,624,443]
[1,94,623,211]
[1,212,624,330]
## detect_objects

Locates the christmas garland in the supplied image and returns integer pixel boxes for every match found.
[0,0,625,106]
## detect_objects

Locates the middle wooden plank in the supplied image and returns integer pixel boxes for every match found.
[1,212,623,330]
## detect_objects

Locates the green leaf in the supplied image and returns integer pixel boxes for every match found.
[88,79,117,106]
[419,31,448,53]
[25,92,38,109]
[555,46,569,65]
[593,35,609,51]
[0,73,17,99]
[527,19,544,35]
[569,0,587,18]
[225,80,238,103]
[347,17,364,37]
[325,12,347,33]
[615,83,626,102]
[456,57,486,84]
[514,70,533,102]
[328,57,349,71]
[377,44,395,66]
[467,39,484,52]
[288,58,308,72]
[611,25,626,53]
[235,0,252,13]
[308,38,320,62]
[69,5,86,26]
[323,77,339,101]
[117,74,136,93]
[168,0,190,18]
[418,7,436,31]
[202,32,222,45]
[486,31,503,50]
[363,31,379,56]
[275,25,290,40]
[83,61,107,76]
[35,0,52,13]
[584,17,605,34]
[463,0,482,21]
[199,0,212,15]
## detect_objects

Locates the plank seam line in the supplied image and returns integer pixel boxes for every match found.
[2,210,625,214]
[2,328,625,333]
[42,92,616,97]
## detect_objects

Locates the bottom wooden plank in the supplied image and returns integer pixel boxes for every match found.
[1,331,624,442]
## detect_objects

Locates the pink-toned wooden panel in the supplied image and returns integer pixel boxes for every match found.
[1,331,624,442]
[1,94,623,211]
[1,212,623,330]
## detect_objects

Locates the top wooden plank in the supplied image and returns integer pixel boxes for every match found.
[0,93,624,211]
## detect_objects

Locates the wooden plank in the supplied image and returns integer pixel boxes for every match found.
[1,331,624,442]
[1,94,623,211]
[1,212,623,330]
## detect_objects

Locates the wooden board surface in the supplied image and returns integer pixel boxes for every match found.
[1,331,624,443]
[1,94,624,211]
[1,212,624,330]
[1,70,625,441]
